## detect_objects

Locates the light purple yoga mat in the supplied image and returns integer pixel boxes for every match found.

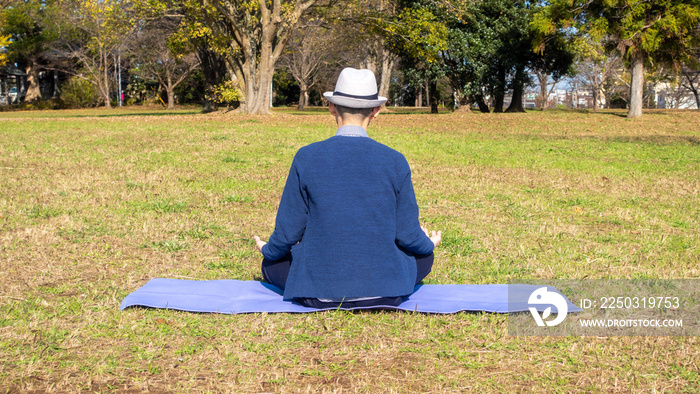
[120,278,581,314]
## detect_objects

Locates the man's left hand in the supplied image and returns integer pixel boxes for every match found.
[421,226,442,248]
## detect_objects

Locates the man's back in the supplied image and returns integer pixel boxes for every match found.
[254,67,440,307]
[265,133,433,300]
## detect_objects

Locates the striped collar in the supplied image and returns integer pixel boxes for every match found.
[335,125,368,137]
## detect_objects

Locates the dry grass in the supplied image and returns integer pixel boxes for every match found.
[0,107,698,392]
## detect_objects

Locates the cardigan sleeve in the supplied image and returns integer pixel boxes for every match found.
[395,168,434,255]
[261,154,309,261]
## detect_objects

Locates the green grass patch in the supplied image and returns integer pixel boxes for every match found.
[138,199,188,213]
[0,108,698,392]
[143,238,189,252]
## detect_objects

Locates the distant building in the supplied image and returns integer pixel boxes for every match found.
[0,63,27,105]
[655,82,698,109]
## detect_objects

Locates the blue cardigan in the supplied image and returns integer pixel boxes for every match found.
[261,126,434,300]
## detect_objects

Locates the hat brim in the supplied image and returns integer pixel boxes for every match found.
[324,92,387,108]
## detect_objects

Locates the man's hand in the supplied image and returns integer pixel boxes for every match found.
[421,226,442,248]
[253,235,267,254]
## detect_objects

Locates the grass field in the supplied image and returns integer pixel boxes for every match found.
[0,107,698,392]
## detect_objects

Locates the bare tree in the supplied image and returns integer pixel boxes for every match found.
[534,70,564,109]
[571,37,623,110]
[131,18,200,109]
[680,68,700,109]
[49,0,136,108]
[574,54,622,110]
[280,20,333,110]
[280,0,397,110]
[356,38,397,107]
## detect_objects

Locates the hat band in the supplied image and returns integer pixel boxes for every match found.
[332,91,379,100]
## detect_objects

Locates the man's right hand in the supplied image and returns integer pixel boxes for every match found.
[253,235,267,254]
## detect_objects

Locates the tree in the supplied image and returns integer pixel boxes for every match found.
[193,0,321,114]
[535,0,700,118]
[0,1,18,66]
[280,17,333,110]
[680,68,700,109]
[0,35,9,66]
[680,47,700,109]
[531,33,575,109]
[449,0,545,113]
[571,37,623,110]
[171,1,230,111]
[385,4,449,113]
[459,0,534,113]
[49,0,137,108]
[131,16,200,109]
[0,0,57,101]
[347,0,400,107]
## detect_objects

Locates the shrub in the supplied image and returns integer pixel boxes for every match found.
[61,77,101,108]
[213,80,242,108]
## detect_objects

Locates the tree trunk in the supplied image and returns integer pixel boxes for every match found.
[378,51,395,108]
[592,73,601,111]
[297,82,308,110]
[416,87,422,107]
[101,51,111,108]
[453,88,470,112]
[592,86,599,111]
[475,95,490,113]
[506,66,526,113]
[536,70,548,109]
[244,67,273,115]
[166,86,175,110]
[628,51,644,118]
[425,79,430,110]
[24,60,42,101]
[681,70,700,110]
[429,80,438,114]
[164,69,175,110]
[493,65,506,113]
[239,27,277,115]
[197,47,226,113]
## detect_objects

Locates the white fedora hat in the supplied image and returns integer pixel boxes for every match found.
[323,68,387,108]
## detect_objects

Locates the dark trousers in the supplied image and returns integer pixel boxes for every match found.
[261,253,434,308]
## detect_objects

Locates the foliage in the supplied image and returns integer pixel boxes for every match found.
[0,0,60,100]
[176,0,322,114]
[0,35,9,65]
[387,0,573,112]
[272,68,300,107]
[384,1,455,113]
[534,0,700,117]
[173,69,206,105]
[212,79,242,107]
[0,1,53,58]
[386,5,449,64]
[129,9,200,109]
[47,0,138,107]
[537,0,700,64]
[60,76,100,108]
[125,79,150,104]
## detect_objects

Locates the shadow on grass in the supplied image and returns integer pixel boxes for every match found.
[271,106,452,115]
[0,107,203,118]
[50,110,202,118]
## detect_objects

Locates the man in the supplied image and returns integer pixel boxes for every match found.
[253,68,441,308]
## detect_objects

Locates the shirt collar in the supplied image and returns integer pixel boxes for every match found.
[335,125,368,138]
